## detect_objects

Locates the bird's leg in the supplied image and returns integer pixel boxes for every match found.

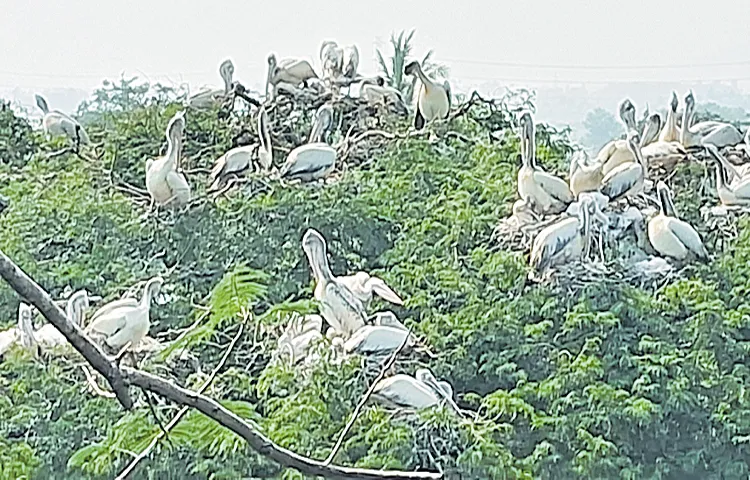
[113,342,133,365]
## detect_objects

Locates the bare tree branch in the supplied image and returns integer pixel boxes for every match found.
[0,249,442,480]
[0,250,133,409]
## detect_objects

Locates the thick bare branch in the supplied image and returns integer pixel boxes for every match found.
[123,367,442,480]
[0,249,441,480]
[0,250,133,409]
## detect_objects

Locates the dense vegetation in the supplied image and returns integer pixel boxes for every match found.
[1,76,750,480]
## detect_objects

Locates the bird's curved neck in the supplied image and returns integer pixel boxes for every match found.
[141,281,157,307]
[19,313,37,346]
[310,244,334,282]
[680,102,695,144]
[221,68,233,93]
[412,63,435,89]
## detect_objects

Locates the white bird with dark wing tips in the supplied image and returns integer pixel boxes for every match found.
[209,107,272,190]
[706,145,750,206]
[359,77,408,114]
[681,91,743,148]
[658,92,680,143]
[530,198,592,272]
[517,111,573,215]
[404,60,451,130]
[597,99,638,176]
[280,104,336,182]
[146,111,191,207]
[35,94,90,148]
[372,368,460,412]
[266,53,319,100]
[187,59,235,110]
[343,312,413,355]
[599,131,647,202]
[85,277,163,351]
[302,229,368,337]
[648,181,708,261]
[337,271,404,309]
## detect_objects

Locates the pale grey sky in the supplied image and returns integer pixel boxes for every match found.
[2,0,750,131]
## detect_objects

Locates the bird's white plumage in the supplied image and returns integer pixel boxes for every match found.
[337,271,404,309]
[188,59,234,109]
[35,94,90,146]
[280,143,336,182]
[85,277,163,350]
[146,111,191,206]
[648,182,708,260]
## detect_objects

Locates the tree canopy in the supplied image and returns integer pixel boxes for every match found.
[1,75,750,480]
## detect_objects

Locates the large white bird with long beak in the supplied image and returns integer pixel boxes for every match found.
[647,181,708,261]
[343,311,413,355]
[597,99,638,176]
[658,92,680,142]
[85,277,163,352]
[266,53,318,100]
[599,131,647,202]
[35,94,90,148]
[146,111,191,207]
[706,144,750,206]
[279,104,336,182]
[301,229,368,337]
[404,60,451,130]
[529,198,592,272]
[681,91,743,148]
[209,106,273,190]
[372,368,460,413]
[187,59,235,109]
[517,111,573,214]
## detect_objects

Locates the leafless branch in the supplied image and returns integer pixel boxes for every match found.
[0,249,442,480]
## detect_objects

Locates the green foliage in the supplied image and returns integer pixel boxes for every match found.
[2,74,750,480]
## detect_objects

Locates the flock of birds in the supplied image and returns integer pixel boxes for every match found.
[7,39,750,412]
[3,39,457,411]
[507,90,750,276]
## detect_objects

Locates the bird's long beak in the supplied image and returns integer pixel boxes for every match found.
[370,278,404,305]
[309,117,324,143]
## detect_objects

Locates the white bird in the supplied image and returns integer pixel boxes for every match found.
[599,131,647,202]
[302,229,368,337]
[343,312,412,355]
[208,106,272,190]
[320,41,344,82]
[35,94,90,148]
[146,111,191,207]
[529,198,592,272]
[32,289,92,347]
[681,91,743,148]
[16,303,37,351]
[337,271,404,309]
[342,45,360,83]
[372,368,459,412]
[0,305,24,356]
[647,181,708,261]
[517,111,573,214]
[266,53,318,99]
[658,91,680,143]
[706,144,750,206]
[308,103,334,144]
[187,59,235,110]
[85,277,164,351]
[569,150,603,198]
[276,313,325,364]
[597,99,638,176]
[638,112,687,170]
[279,104,336,182]
[404,61,451,130]
[704,142,750,184]
[359,77,408,114]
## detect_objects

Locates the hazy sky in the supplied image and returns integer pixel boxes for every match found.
[3,0,750,97]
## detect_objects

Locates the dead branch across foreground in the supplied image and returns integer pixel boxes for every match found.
[0,249,442,480]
